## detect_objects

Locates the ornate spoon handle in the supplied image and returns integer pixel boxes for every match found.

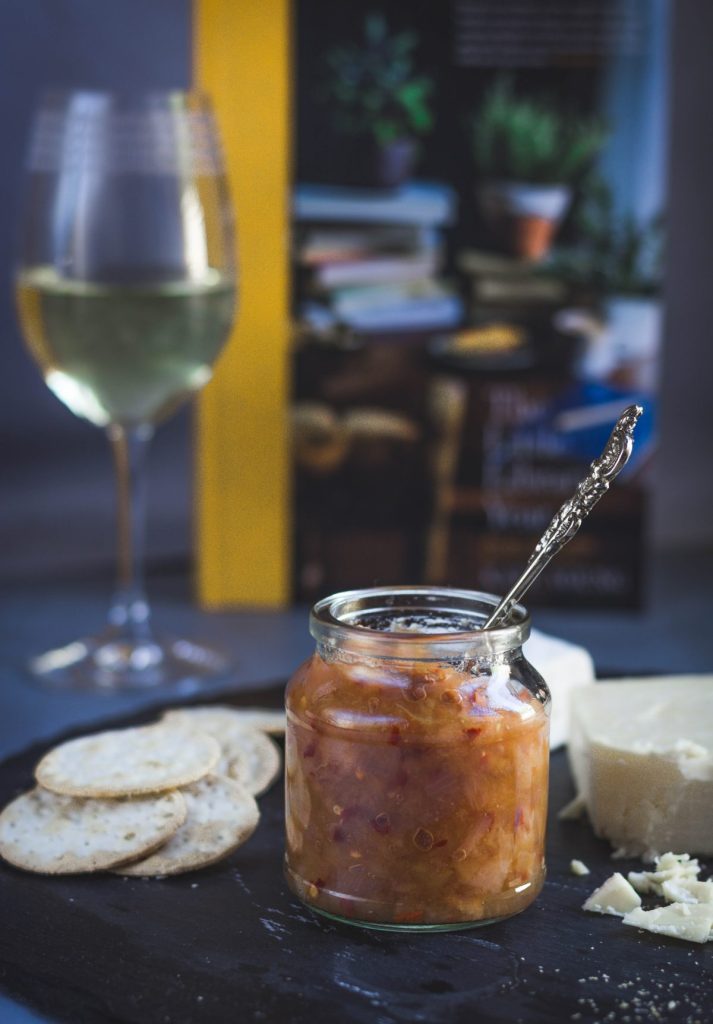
[483,404,643,630]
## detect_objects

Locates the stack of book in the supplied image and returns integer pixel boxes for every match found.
[293,183,462,333]
[456,249,568,319]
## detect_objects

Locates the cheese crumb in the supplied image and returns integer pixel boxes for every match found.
[570,859,590,876]
[583,873,641,916]
[582,849,713,944]
[623,902,713,944]
[661,878,713,905]
[628,852,701,896]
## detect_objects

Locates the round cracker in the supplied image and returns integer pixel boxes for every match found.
[227,730,282,796]
[116,775,259,877]
[218,707,285,735]
[35,724,220,798]
[162,709,249,782]
[162,708,282,796]
[213,747,246,780]
[162,705,285,737]
[0,787,186,875]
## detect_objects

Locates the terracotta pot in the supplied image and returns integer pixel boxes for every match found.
[509,215,558,262]
[477,182,572,262]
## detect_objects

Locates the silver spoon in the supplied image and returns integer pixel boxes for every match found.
[483,404,644,630]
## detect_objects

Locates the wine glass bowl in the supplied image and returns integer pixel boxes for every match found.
[16,90,237,691]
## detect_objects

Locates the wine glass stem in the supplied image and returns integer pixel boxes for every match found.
[107,423,154,642]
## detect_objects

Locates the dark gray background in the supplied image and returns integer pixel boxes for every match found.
[659,0,713,547]
[0,0,711,593]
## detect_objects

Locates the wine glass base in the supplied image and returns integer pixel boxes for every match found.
[28,629,231,693]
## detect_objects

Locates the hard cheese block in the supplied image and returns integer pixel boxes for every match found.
[569,676,713,856]
[524,629,595,750]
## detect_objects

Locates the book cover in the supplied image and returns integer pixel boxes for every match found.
[197,0,667,610]
[293,182,457,226]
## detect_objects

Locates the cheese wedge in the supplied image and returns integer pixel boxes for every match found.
[568,676,713,856]
[524,629,594,750]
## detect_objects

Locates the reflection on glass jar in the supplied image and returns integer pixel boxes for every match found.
[284,587,550,932]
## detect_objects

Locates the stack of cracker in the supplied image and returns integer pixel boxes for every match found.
[0,705,285,877]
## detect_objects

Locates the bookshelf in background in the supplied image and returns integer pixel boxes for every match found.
[291,182,460,601]
[293,182,462,335]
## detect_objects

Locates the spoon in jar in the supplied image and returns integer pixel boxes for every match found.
[482,404,644,630]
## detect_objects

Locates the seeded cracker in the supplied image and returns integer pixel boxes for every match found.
[162,708,282,795]
[213,707,286,735]
[226,729,282,796]
[35,724,220,798]
[116,775,260,876]
[213,745,247,780]
[0,787,186,874]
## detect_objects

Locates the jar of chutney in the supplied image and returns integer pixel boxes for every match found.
[284,587,550,931]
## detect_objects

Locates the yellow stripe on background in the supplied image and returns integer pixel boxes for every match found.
[194,0,291,607]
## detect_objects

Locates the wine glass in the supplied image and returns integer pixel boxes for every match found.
[15,90,237,691]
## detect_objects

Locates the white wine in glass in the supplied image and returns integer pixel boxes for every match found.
[16,90,237,691]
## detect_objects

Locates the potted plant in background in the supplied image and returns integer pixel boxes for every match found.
[322,14,434,188]
[576,178,663,389]
[469,78,607,262]
[551,177,664,389]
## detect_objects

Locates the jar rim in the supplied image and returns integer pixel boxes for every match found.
[310,586,530,660]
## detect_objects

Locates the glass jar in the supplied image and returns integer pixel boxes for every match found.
[284,587,550,932]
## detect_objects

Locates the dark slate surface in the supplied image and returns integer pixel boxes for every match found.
[0,684,711,1024]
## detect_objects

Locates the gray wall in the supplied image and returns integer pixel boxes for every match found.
[655,0,713,546]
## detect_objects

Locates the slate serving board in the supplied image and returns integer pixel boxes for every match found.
[0,683,710,1024]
